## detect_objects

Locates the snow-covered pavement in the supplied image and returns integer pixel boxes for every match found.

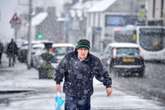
[0,84,165,110]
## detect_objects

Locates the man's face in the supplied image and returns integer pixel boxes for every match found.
[77,48,89,61]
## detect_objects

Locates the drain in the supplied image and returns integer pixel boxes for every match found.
[0,90,30,94]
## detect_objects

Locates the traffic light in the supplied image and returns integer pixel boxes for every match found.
[35,32,45,40]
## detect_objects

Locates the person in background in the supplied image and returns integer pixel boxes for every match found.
[6,38,18,67]
[0,40,4,64]
[55,39,112,110]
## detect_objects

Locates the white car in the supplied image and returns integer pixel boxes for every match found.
[37,43,75,79]
[31,43,46,68]
[51,43,75,69]
[101,42,145,77]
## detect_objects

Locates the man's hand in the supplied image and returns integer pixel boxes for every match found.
[56,84,62,93]
[106,87,112,96]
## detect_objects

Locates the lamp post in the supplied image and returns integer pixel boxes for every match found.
[64,14,70,43]
[27,0,32,69]
[17,0,32,69]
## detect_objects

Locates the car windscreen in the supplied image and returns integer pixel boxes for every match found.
[54,47,74,56]
[116,48,140,57]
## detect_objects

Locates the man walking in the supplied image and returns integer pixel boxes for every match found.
[55,39,112,110]
[7,39,18,67]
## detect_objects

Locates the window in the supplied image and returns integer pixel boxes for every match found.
[105,15,137,27]
[116,48,140,57]
[139,28,165,51]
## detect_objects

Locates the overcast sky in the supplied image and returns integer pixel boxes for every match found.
[0,0,17,42]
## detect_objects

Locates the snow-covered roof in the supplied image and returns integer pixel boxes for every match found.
[70,1,100,18]
[72,0,99,10]
[87,0,117,12]
[72,1,83,10]
[32,12,48,26]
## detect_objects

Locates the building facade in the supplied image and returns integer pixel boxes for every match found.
[86,0,142,51]
[146,0,165,25]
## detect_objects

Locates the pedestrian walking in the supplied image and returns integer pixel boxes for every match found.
[6,38,18,67]
[55,39,112,110]
[0,40,4,64]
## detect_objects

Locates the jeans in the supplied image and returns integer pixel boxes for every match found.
[65,95,91,110]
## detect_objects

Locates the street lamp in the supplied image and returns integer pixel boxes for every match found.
[27,0,32,69]
[17,0,32,69]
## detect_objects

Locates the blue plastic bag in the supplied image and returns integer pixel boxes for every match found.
[55,93,64,110]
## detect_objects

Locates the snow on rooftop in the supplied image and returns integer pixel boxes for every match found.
[70,0,100,18]
[87,0,117,12]
[32,12,48,26]
[72,0,99,10]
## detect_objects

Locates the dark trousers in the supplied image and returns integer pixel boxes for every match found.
[0,53,2,64]
[8,54,16,67]
[65,95,91,110]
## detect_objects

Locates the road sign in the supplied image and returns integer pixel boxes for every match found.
[9,13,21,29]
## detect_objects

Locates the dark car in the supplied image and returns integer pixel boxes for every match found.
[102,42,145,77]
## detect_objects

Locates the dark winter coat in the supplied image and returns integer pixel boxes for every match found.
[7,41,18,55]
[0,42,3,53]
[55,51,112,97]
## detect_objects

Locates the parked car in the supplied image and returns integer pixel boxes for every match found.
[31,43,45,68]
[18,40,45,63]
[37,43,75,79]
[51,43,75,69]
[102,42,145,77]
[17,43,28,63]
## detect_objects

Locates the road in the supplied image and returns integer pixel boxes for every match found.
[112,61,165,102]
[92,84,165,110]
[0,55,165,110]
